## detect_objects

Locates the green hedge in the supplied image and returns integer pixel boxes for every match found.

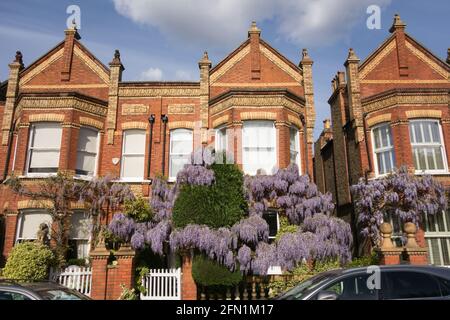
[192,255,242,287]
[2,242,55,281]
[173,163,247,228]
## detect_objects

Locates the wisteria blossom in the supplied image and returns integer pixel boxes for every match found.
[351,166,447,246]
[108,149,353,275]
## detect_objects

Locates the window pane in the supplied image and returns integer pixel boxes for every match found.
[431,122,441,143]
[76,152,96,175]
[423,122,431,143]
[123,130,146,154]
[29,150,60,171]
[78,128,98,153]
[216,128,227,152]
[0,291,31,300]
[32,123,62,148]
[19,211,52,240]
[122,155,144,178]
[321,274,378,300]
[170,155,190,178]
[262,211,278,238]
[433,147,444,170]
[243,121,276,175]
[385,272,441,299]
[69,212,90,239]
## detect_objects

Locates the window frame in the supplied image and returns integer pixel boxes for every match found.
[262,209,280,240]
[289,126,302,173]
[409,119,448,174]
[371,122,396,177]
[26,122,62,177]
[169,128,193,182]
[242,120,277,175]
[15,209,52,244]
[67,210,92,260]
[120,129,146,182]
[215,125,228,153]
[75,126,100,178]
[424,209,450,266]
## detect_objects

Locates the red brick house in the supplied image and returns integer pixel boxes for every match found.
[314,15,450,265]
[0,22,315,263]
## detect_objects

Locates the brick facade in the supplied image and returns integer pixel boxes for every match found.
[0,22,313,262]
[314,14,450,256]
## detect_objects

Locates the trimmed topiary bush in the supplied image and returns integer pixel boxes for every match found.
[192,255,242,287]
[2,242,55,281]
[173,163,247,228]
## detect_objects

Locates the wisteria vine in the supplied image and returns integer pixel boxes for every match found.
[108,148,353,275]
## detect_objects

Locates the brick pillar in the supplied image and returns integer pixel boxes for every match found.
[105,245,136,300]
[90,242,110,300]
[275,122,290,169]
[375,222,402,265]
[403,222,428,265]
[2,212,18,259]
[181,251,197,300]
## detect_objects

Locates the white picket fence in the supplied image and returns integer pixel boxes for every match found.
[140,268,181,300]
[49,266,92,297]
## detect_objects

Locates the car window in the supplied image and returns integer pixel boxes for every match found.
[316,273,379,300]
[0,290,32,300]
[437,277,450,297]
[384,271,442,299]
[38,289,85,300]
[277,273,336,300]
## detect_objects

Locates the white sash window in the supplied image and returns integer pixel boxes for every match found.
[290,127,301,171]
[169,129,193,180]
[409,119,447,173]
[76,127,99,177]
[16,210,52,243]
[242,121,277,175]
[371,123,395,176]
[121,130,146,180]
[27,123,62,174]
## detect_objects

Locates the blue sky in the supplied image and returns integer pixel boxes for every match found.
[0,0,449,139]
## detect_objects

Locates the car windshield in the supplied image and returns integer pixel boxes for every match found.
[37,289,87,300]
[277,272,336,300]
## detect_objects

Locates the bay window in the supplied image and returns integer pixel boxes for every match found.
[121,129,146,180]
[169,129,193,180]
[290,127,301,170]
[16,210,52,243]
[27,123,62,174]
[371,123,395,176]
[242,121,277,175]
[409,119,447,173]
[76,127,99,177]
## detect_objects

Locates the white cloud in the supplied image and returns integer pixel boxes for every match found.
[141,67,163,80]
[112,0,391,48]
[174,70,193,80]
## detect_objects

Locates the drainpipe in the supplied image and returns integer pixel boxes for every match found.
[161,114,168,177]
[146,114,156,180]
[1,119,17,183]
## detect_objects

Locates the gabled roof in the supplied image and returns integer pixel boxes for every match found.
[210,38,250,74]
[359,31,449,78]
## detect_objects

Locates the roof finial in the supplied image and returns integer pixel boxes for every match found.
[248,21,261,37]
[323,119,331,130]
[14,50,24,69]
[199,50,211,68]
[389,13,406,33]
[112,49,121,63]
[347,48,360,62]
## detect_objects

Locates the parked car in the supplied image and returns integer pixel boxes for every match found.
[0,280,91,300]
[275,265,450,300]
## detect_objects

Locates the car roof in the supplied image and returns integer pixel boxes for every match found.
[340,264,450,278]
[0,279,67,291]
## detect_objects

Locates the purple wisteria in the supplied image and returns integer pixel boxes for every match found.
[245,164,335,224]
[351,166,447,246]
[108,149,353,275]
